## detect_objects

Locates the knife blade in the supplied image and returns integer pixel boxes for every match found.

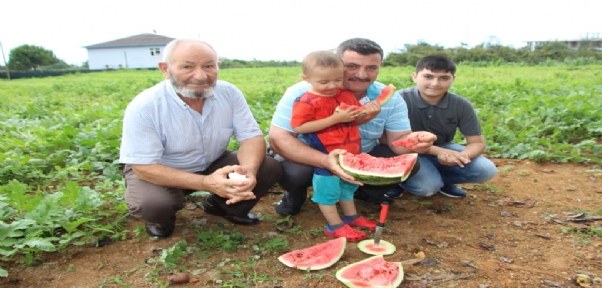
[373,202,390,247]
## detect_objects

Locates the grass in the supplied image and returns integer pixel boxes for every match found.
[1,63,602,279]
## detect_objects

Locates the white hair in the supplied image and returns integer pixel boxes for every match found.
[162,39,218,64]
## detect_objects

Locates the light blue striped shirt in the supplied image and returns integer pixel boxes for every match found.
[119,80,262,172]
[271,81,411,152]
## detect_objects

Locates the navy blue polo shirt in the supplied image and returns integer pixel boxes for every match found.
[399,87,482,146]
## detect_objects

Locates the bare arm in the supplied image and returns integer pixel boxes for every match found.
[269,125,361,185]
[229,135,268,202]
[131,161,257,205]
[461,135,487,158]
[236,135,266,176]
[431,135,486,167]
[292,107,362,134]
[292,116,338,134]
[131,163,208,191]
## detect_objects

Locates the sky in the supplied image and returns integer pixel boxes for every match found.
[1,0,601,65]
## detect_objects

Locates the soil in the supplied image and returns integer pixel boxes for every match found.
[2,159,602,288]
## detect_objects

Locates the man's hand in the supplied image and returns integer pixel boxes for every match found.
[319,149,363,186]
[203,166,257,204]
[235,165,259,204]
[437,150,471,167]
[407,131,436,154]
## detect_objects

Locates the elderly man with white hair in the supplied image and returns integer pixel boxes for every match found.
[119,39,281,237]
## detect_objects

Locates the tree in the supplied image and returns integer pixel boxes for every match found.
[38,60,72,70]
[530,42,573,62]
[7,44,60,70]
[384,42,448,66]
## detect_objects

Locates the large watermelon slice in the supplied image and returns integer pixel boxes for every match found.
[335,84,396,114]
[357,239,396,256]
[336,255,403,288]
[277,237,346,270]
[339,153,418,185]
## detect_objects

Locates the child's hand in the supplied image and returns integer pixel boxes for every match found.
[331,106,362,123]
[363,101,381,117]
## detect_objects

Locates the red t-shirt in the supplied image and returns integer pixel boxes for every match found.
[291,89,362,154]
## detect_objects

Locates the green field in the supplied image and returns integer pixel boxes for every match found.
[0,64,601,277]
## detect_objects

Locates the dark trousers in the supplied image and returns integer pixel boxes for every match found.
[124,151,282,224]
[274,145,420,214]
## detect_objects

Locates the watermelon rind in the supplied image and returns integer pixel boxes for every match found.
[277,237,346,270]
[357,239,396,256]
[338,153,418,185]
[375,84,396,106]
[336,255,404,288]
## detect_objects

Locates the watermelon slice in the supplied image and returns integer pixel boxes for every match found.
[339,153,418,185]
[336,255,404,288]
[391,137,420,148]
[335,84,396,114]
[357,240,396,256]
[335,102,366,113]
[375,84,396,106]
[277,237,346,270]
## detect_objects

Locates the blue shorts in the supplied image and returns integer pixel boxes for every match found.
[311,174,359,205]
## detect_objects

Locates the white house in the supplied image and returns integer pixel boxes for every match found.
[84,33,174,70]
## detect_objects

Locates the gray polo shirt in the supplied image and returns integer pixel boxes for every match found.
[399,87,481,146]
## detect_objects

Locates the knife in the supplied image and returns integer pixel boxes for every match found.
[373,202,390,247]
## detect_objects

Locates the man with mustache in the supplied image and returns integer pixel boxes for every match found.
[119,39,282,238]
[269,38,436,216]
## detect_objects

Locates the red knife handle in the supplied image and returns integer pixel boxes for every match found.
[379,203,389,224]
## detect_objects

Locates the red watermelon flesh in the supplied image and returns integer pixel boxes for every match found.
[391,137,420,148]
[336,255,403,288]
[277,237,346,270]
[357,239,396,256]
[335,84,396,114]
[335,102,366,113]
[339,153,418,185]
[374,84,396,106]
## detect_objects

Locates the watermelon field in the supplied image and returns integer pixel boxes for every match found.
[1,64,601,287]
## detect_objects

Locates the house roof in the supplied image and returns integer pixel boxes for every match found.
[85,33,174,49]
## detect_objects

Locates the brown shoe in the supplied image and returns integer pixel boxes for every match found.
[145,216,176,238]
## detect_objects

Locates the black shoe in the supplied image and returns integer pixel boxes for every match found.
[439,184,467,198]
[275,200,301,216]
[202,197,260,226]
[145,216,176,238]
[354,190,394,205]
[223,212,260,226]
[384,187,404,199]
[202,197,227,216]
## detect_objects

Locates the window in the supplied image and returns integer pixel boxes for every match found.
[150,48,161,57]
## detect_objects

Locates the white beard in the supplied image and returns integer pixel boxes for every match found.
[173,82,215,100]
[169,71,215,100]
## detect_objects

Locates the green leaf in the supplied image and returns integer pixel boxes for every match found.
[17,238,59,252]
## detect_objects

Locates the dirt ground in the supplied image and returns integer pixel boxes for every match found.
[2,158,602,288]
